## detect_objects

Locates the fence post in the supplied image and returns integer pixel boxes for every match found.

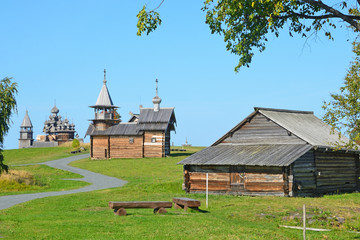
[206,173,208,208]
[303,204,306,240]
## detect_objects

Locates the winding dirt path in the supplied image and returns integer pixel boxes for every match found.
[0,154,127,210]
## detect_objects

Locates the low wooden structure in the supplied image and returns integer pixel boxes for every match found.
[109,201,172,215]
[86,74,176,159]
[179,107,360,197]
[173,197,201,211]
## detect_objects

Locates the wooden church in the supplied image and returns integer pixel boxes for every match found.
[85,71,176,159]
[179,107,360,197]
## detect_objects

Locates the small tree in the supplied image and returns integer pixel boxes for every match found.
[0,77,18,174]
[323,41,360,150]
[72,139,80,149]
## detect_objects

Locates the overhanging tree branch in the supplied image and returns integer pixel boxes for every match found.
[302,0,360,31]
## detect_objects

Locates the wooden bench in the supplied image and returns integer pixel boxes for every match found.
[173,197,201,211]
[109,201,172,216]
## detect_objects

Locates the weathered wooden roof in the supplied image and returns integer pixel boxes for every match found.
[257,107,350,147]
[21,110,32,128]
[85,123,141,136]
[178,144,312,166]
[214,107,352,148]
[87,107,176,137]
[90,81,117,108]
[139,108,176,123]
[139,123,169,131]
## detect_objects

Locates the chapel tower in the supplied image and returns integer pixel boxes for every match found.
[19,110,34,148]
[89,69,120,130]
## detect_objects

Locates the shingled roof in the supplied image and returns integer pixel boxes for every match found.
[86,123,141,136]
[179,107,358,167]
[178,144,312,166]
[90,80,117,108]
[86,108,176,136]
[21,110,32,128]
[213,107,351,148]
[139,108,175,123]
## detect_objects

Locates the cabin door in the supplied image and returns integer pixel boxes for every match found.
[230,166,245,191]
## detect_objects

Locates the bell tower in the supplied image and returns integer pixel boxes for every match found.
[19,110,34,148]
[89,69,120,130]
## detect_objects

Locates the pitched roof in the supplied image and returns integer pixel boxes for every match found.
[178,144,312,166]
[138,108,175,123]
[86,107,176,137]
[21,110,32,128]
[85,123,141,136]
[90,82,117,108]
[214,107,352,148]
[256,107,350,147]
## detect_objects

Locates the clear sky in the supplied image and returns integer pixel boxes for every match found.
[0,1,356,149]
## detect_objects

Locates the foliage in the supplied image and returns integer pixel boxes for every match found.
[323,41,360,149]
[137,1,360,71]
[136,5,162,36]
[72,139,80,149]
[113,109,121,121]
[0,77,18,174]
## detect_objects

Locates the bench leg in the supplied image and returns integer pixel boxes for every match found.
[114,208,127,216]
[154,207,167,214]
[174,203,183,209]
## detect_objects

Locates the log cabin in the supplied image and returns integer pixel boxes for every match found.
[86,72,176,159]
[178,107,360,197]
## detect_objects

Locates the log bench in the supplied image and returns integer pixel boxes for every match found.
[173,197,201,211]
[109,201,172,216]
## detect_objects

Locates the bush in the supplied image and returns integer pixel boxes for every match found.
[0,170,35,192]
[72,139,80,149]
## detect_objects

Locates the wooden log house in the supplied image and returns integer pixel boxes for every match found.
[178,107,360,197]
[86,72,176,159]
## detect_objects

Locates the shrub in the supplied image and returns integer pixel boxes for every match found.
[72,139,80,149]
[0,170,35,192]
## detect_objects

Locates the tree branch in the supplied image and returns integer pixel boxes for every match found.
[150,0,165,12]
[302,0,360,31]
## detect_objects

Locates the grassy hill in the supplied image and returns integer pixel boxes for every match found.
[4,144,89,165]
[0,146,359,239]
[0,145,90,196]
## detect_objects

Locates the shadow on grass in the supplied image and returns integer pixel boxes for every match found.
[169,152,194,157]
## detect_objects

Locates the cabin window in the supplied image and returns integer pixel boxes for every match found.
[151,137,156,143]
[129,137,134,144]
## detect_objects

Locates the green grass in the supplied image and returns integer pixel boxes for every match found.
[0,146,359,239]
[3,146,89,165]
[0,164,90,196]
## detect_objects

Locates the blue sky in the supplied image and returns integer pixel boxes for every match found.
[0,1,356,149]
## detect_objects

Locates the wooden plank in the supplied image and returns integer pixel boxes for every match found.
[172,198,201,208]
[245,173,283,182]
[245,182,284,191]
[109,201,172,209]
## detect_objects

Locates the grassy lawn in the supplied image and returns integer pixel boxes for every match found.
[3,145,89,165]
[0,146,359,239]
[0,164,89,196]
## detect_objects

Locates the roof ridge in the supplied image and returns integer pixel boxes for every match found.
[255,107,313,114]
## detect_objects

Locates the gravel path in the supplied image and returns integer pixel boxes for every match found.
[0,154,127,210]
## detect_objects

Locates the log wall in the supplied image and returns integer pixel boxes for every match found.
[314,151,358,194]
[92,136,108,159]
[144,131,164,158]
[222,114,305,145]
[291,150,316,197]
[164,130,171,156]
[185,165,286,196]
[109,136,143,158]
